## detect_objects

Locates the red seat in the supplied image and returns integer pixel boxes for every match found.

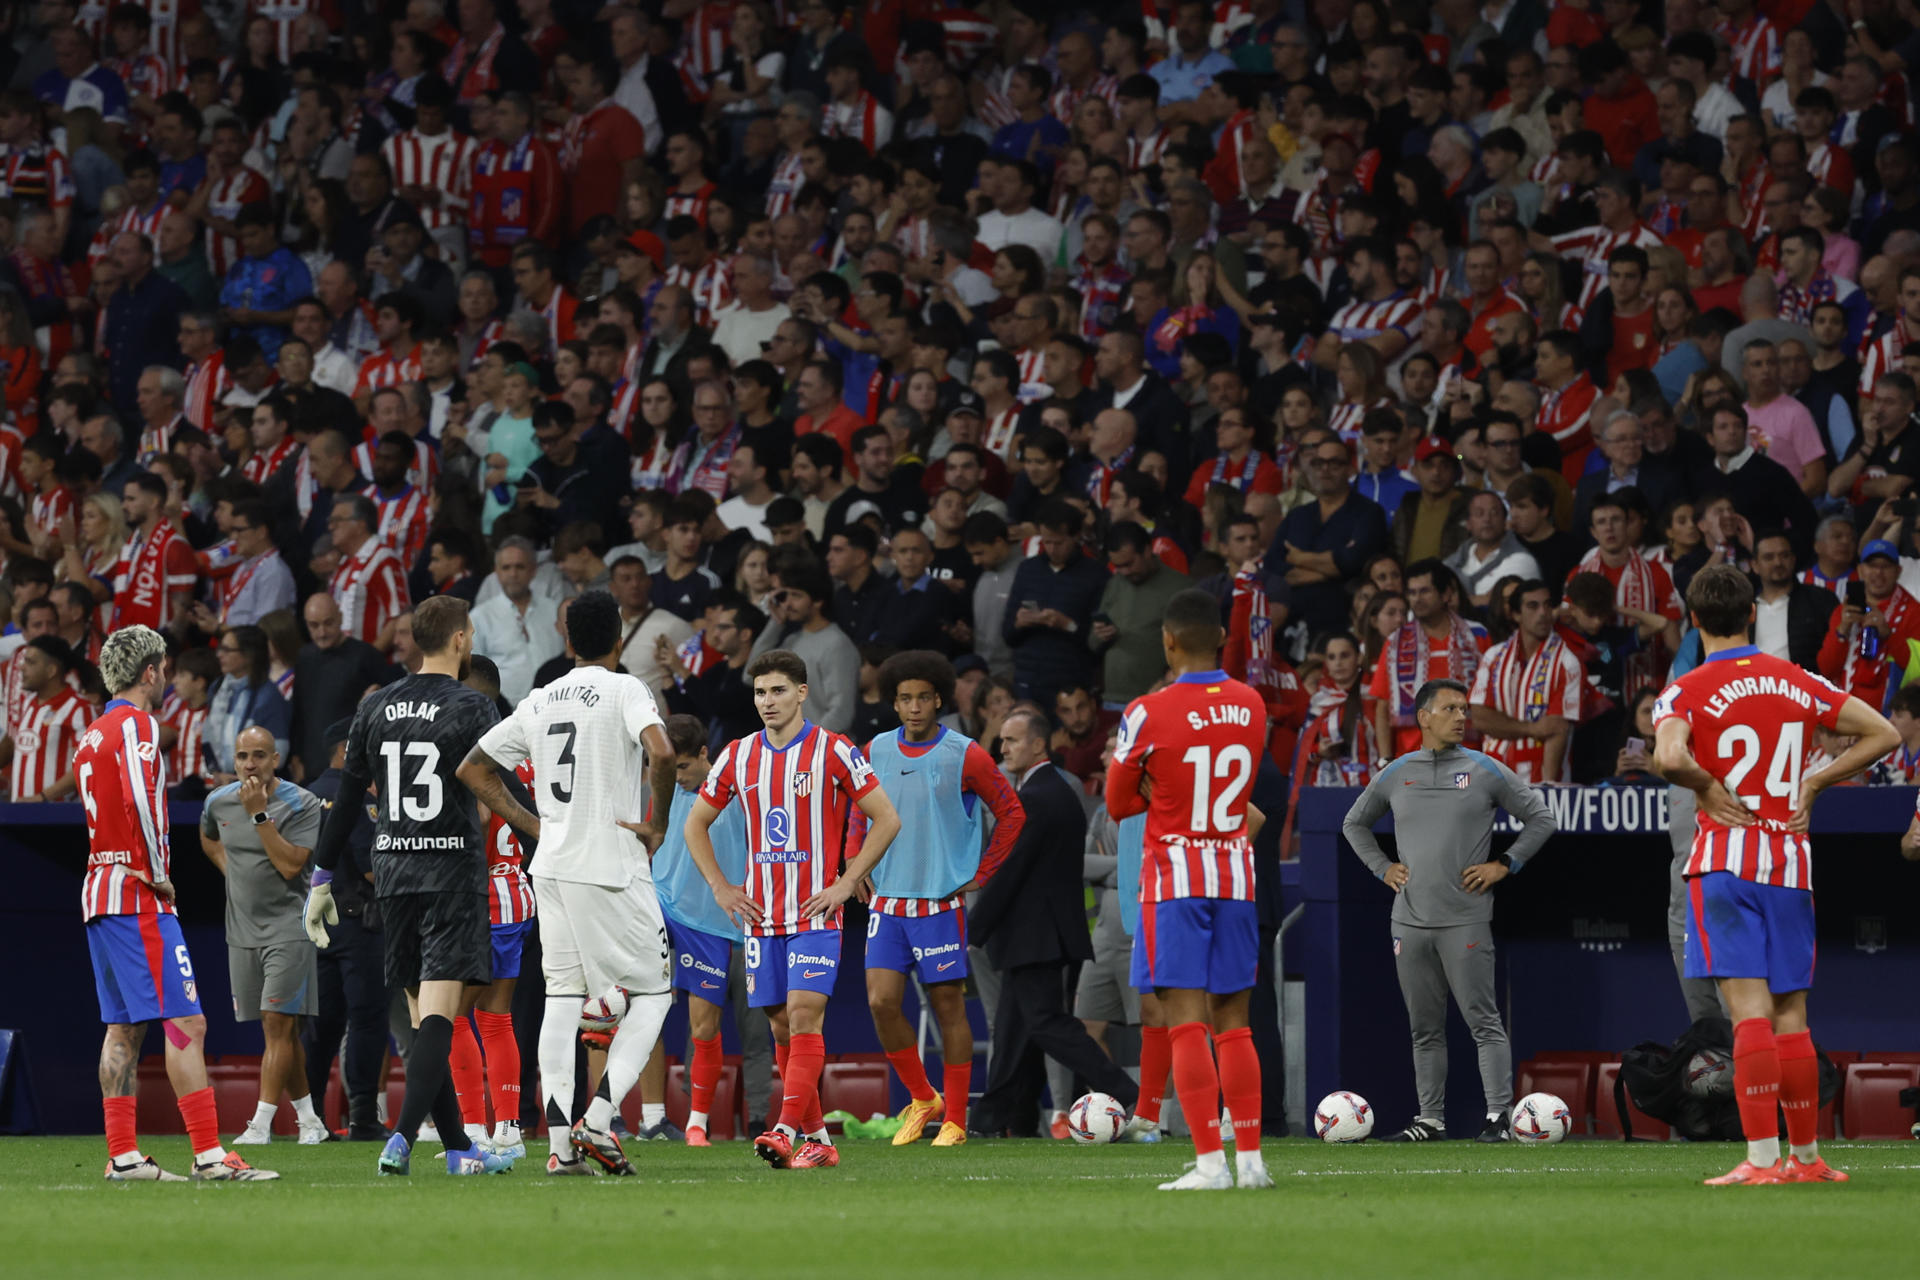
[1592,1062,1669,1140]
[1514,1059,1597,1135]
[1842,1063,1920,1140]
[818,1061,890,1126]
[656,1063,739,1140]
[1860,1051,1920,1063]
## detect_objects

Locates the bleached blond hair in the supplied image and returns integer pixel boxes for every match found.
[99,625,168,696]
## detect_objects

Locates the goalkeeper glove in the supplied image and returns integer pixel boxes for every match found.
[304,870,338,948]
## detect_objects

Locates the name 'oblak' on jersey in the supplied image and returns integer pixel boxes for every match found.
[1107,670,1266,904]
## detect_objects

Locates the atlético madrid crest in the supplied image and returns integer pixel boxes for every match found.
[1453,772,1471,789]
[794,772,812,797]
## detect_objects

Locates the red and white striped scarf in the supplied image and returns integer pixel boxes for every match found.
[1388,614,1481,726]
[1577,545,1659,618]
[1232,561,1273,686]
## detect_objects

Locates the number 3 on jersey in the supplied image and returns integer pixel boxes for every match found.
[1181,743,1252,832]
[1719,722,1803,810]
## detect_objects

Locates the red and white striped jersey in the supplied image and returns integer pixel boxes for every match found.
[353,433,439,492]
[1327,292,1423,352]
[1549,222,1664,326]
[982,407,1021,461]
[329,538,410,645]
[1125,126,1169,172]
[939,7,997,68]
[764,151,805,218]
[663,180,717,226]
[1806,141,1853,195]
[251,0,325,65]
[12,685,90,798]
[76,700,175,920]
[200,165,272,278]
[159,690,209,784]
[183,351,231,432]
[823,91,893,153]
[361,481,431,566]
[383,128,475,232]
[109,522,198,632]
[1468,632,1584,783]
[1106,670,1264,904]
[87,199,167,265]
[1874,742,1920,785]
[665,259,732,330]
[354,342,424,398]
[85,0,185,69]
[241,436,301,485]
[30,483,73,539]
[1801,564,1856,596]
[106,51,169,107]
[1858,317,1919,400]
[1716,13,1782,86]
[1051,73,1117,126]
[698,720,879,936]
[134,414,184,466]
[1328,396,1391,445]
[1535,372,1600,470]
[680,2,733,80]
[1652,646,1846,890]
[484,758,538,925]
[1012,345,1048,402]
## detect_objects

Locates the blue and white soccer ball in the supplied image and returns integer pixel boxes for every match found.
[579,987,630,1035]
[1511,1092,1573,1144]
[1314,1091,1374,1143]
[1067,1092,1128,1144]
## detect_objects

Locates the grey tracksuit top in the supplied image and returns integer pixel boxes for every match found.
[1340,745,1557,927]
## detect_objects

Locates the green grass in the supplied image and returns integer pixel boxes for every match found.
[2,1136,1914,1278]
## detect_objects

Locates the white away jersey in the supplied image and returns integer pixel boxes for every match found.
[477,664,664,888]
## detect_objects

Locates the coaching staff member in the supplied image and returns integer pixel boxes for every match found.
[1340,678,1556,1143]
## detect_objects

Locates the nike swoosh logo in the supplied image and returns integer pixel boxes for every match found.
[936,961,957,972]
[900,769,916,775]
[803,970,828,978]
[1466,942,1477,949]
[700,981,720,989]
[1401,780,1416,786]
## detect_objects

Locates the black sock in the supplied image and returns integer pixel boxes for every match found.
[430,1070,472,1151]
[397,1014,454,1148]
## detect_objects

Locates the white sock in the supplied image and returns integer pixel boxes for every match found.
[1486,1109,1504,1122]
[195,1144,226,1163]
[641,1102,666,1128]
[291,1095,318,1126]
[541,996,583,1159]
[1235,1148,1266,1175]
[807,1128,831,1144]
[688,1109,709,1130]
[377,1093,389,1125]
[250,1100,276,1130]
[495,1119,521,1140]
[775,1122,797,1138]
[114,1147,145,1166]
[1790,1142,1819,1163]
[583,993,671,1131]
[1747,1136,1781,1166]
[1194,1149,1227,1176]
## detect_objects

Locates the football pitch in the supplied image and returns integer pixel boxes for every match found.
[1,1136,1913,1278]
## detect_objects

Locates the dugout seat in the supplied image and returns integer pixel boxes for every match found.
[655,1062,739,1140]
[1592,1061,1668,1140]
[1513,1059,1596,1135]
[137,1057,266,1135]
[817,1060,890,1124]
[1841,1062,1920,1140]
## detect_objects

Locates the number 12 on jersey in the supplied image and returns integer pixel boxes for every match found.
[1181,743,1252,833]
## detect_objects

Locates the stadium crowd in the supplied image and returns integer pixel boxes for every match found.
[8,4,1920,872]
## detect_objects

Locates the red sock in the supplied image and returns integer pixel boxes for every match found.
[886,1046,937,1103]
[1136,1025,1171,1124]
[1169,1022,1222,1156]
[689,1035,723,1118]
[474,1010,520,1129]
[103,1095,138,1159]
[943,1062,970,1130]
[1731,1017,1782,1143]
[1776,1029,1820,1149]
[1213,1026,1262,1152]
[176,1086,221,1157]
[780,1032,825,1133]
[449,1015,487,1127]
[772,1040,790,1131]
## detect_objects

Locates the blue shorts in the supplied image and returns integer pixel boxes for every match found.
[744,930,841,1008]
[1131,898,1259,995]
[88,914,204,1025]
[669,919,735,1000]
[865,908,970,984]
[1685,871,1816,993]
[490,920,534,981]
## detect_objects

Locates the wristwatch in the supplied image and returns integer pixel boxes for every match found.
[251,810,271,826]
[1489,852,1512,867]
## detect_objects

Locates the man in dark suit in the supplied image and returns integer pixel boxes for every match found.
[1691,405,1820,562]
[1752,531,1839,669]
[1572,410,1683,539]
[1090,330,1191,490]
[968,708,1140,1136]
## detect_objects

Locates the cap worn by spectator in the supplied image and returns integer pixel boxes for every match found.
[1861,540,1901,565]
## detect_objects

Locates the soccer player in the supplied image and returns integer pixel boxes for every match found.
[685,649,902,1171]
[859,650,1025,1147]
[304,596,527,1176]
[6,636,89,801]
[461,590,678,1176]
[1105,589,1271,1191]
[651,712,753,1146]
[1652,564,1897,1186]
[80,625,276,1181]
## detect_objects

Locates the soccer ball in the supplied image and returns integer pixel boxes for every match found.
[1313,1091,1374,1143]
[1685,1049,1733,1097]
[1511,1092,1572,1144]
[1066,1092,1128,1144]
[579,987,631,1035]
